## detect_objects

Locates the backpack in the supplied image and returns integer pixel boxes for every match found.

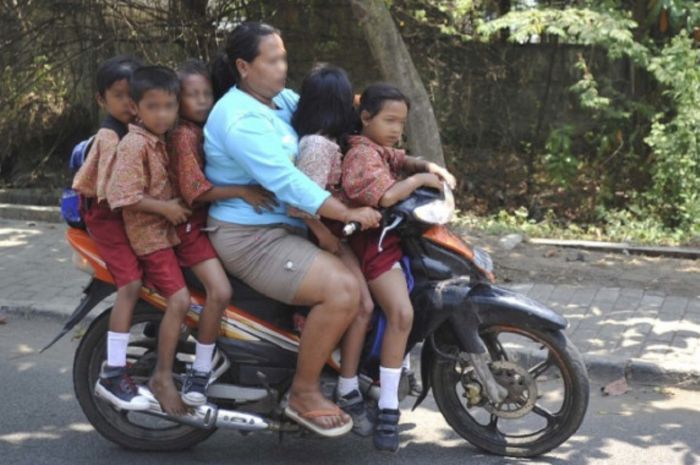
[60,136,94,228]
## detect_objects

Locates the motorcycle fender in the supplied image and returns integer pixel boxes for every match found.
[411,337,434,411]
[468,284,568,331]
[40,279,115,352]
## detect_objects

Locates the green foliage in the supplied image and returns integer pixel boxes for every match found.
[472,3,700,236]
[644,31,700,230]
[541,125,579,187]
[646,0,700,33]
[477,7,649,64]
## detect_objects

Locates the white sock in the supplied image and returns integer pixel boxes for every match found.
[192,342,215,373]
[337,376,359,397]
[402,355,411,371]
[378,366,402,410]
[107,331,130,368]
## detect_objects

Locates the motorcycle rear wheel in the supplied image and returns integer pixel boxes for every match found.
[73,304,216,451]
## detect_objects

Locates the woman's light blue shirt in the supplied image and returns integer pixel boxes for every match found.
[203,86,330,228]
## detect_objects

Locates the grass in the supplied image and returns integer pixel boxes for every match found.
[452,207,700,247]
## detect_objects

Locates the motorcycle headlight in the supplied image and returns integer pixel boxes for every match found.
[413,183,455,225]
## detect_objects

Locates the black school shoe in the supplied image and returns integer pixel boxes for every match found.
[373,408,401,452]
[336,389,374,437]
[95,363,150,411]
[181,369,210,406]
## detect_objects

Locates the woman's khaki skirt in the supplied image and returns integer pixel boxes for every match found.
[207,217,320,304]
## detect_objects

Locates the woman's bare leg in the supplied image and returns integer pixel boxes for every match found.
[287,250,360,430]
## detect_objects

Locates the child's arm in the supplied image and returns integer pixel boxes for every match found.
[403,155,457,189]
[305,218,340,254]
[170,128,278,213]
[378,173,444,208]
[193,185,278,213]
[123,197,191,225]
[108,142,191,225]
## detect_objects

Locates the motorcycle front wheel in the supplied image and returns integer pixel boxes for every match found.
[431,322,589,457]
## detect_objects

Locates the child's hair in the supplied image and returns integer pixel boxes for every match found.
[210,21,281,101]
[292,64,355,145]
[177,58,210,81]
[96,55,144,96]
[129,65,180,103]
[358,83,411,119]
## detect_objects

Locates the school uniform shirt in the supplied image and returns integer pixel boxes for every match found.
[72,115,128,202]
[203,86,330,228]
[341,135,407,208]
[167,118,213,207]
[107,124,180,256]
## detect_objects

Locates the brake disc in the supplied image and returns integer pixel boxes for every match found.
[481,361,538,419]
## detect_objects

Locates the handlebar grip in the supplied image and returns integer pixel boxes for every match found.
[342,222,360,237]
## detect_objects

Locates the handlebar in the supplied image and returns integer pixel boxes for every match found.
[342,222,360,237]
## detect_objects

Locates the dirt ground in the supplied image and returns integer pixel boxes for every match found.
[459,229,700,297]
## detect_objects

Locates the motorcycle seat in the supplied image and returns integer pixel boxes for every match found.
[182,267,309,331]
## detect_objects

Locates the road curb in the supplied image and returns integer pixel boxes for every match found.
[0,203,62,223]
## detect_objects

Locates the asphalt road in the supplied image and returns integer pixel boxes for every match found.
[1,313,699,465]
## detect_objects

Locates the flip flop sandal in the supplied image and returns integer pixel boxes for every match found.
[284,406,353,438]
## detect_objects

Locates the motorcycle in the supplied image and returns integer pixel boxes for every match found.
[44,185,589,457]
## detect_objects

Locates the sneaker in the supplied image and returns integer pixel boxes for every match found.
[335,389,373,437]
[95,363,150,411]
[181,369,210,406]
[373,408,401,452]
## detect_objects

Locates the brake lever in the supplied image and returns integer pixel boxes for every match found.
[377,215,403,252]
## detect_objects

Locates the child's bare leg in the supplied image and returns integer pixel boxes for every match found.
[190,259,231,373]
[369,268,413,369]
[149,287,190,416]
[109,280,142,333]
[338,244,372,379]
[368,268,413,413]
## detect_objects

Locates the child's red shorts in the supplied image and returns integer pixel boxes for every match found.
[175,208,218,268]
[348,227,403,281]
[83,200,142,288]
[139,208,217,297]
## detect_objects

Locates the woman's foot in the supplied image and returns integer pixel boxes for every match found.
[287,388,352,433]
[374,408,401,452]
[148,373,188,416]
[336,389,373,437]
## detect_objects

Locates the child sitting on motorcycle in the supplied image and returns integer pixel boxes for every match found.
[166,59,277,407]
[289,64,375,437]
[342,83,456,452]
[72,55,151,411]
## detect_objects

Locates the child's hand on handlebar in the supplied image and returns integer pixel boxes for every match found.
[346,207,382,231]
[415,173,445,192]
[427,162,457,189]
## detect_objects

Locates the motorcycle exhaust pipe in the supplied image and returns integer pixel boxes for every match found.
[137,388,270,432]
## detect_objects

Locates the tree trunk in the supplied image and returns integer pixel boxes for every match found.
[348,0,445,166]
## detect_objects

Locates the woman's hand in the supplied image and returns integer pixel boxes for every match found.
[427,162,457,189]
[345,207,381,231]
[239,186,278,213]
